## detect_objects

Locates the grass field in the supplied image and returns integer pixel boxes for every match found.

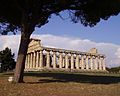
[0,71,120,96]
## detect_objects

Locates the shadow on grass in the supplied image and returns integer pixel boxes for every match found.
[24,72,120,84]
[0,72,14,77]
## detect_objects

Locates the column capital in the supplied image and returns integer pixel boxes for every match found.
[40,50,43,53]
[53,51,57,54]
[65,52,68,55]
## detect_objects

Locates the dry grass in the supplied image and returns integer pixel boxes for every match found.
[0,72,120,96]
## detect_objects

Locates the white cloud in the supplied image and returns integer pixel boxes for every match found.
[0,34,120,67]
[0,35,20,58]
[115,48,120,58]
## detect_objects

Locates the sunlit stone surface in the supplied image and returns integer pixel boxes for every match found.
[25,39,106,72]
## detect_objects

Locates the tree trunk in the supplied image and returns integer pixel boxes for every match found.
[14,32,31,83]
[13,12,35,83]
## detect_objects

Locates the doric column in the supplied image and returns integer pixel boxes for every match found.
[102,57,106,70]
[30,53,33,68]
[27,54,30,68]
[98,57,102,70]
[90,56,93,70]
[25,54,28,69]
[59,52,63,68]
[27,54,29,68]
[65,53,69,69]
[75,55,79,69]
[33,52,36,68]
[94,56,98,70]
[46,50,50,68]
[39,50,43,68]
[62,57,65,68]
[81,55,84,69]
[36,51,39,68]
[71,54,74,69]
[53,51,57,68]
[26,54,29,69]
[79,56,82,68]
[29,53,31,68]
[85,56,89,70]
[28,54,30,69]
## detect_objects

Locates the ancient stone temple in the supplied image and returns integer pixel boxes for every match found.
[25,38,106,72]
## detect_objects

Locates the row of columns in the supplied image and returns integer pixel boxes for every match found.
[25,49,106,71]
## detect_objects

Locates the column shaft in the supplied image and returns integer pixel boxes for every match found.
[90,56,93,70]
[98,57,102,70]
[62,57,65,68]
[102,58,106,70]
[28,54,30,69]
[53,52,56,68]
[71,54,74,69]
[85,56,89,70]
[27,54,29,68]
[39,50,43,68]
[30,53,33,68]
[75,55,79,69]
[46,51,50,68]
[25,54,28,69]
[36,51,39,68]
[33,52,36,68]
[59,53,63,68]
[94,57,98,70]
[81,55,84,69]
[65,54,69,69]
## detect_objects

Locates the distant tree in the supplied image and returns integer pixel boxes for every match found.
[106,66,120,73]
[0,47,16,72]
[0,0,120,83]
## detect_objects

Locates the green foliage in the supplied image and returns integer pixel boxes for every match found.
[0,0,120,34]
[106,67,120,73]
[0,47,16,72]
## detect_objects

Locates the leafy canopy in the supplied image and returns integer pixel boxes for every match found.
[0,0,120,34]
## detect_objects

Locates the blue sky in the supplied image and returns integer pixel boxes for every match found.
[34,12,120,45]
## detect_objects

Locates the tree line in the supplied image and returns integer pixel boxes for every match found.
[106,67,120,73]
